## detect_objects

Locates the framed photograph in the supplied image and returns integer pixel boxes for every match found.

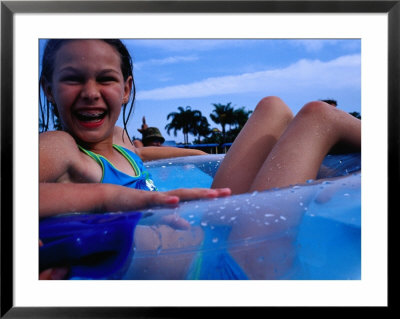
[1,0,395,316]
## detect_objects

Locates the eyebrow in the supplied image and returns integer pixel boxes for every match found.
[58,67,121,75]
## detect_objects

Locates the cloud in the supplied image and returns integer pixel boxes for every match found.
[289,40,340,52]
[136,54,361,101]
[135,55,199,69]
[128,39,248,52]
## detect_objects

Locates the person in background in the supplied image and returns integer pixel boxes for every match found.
[132,116,148,147]
[133,117,165,147]
[141,127,165,147]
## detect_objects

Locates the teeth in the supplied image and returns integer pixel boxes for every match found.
[77,111,104,117]
[76,110,106,121]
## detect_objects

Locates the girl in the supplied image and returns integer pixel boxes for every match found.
[39,39,230,218]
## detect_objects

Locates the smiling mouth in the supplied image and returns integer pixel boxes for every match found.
[75,110,107,123]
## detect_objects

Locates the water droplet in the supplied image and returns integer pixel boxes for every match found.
[264,213,274,217]
[220,215,226,220]
[344,193,350,197]
[280,216,287,221]
[230,216,237,221]
[212,237,219,243]
[201,221,207,227]
[235,207,240,211]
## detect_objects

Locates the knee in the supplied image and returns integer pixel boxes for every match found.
[255,96,294,122]
[297,101,334,121]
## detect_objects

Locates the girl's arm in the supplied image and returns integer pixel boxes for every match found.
[39,131,82,183]
[113,126,207,161]
[39,182,230,218]
[40,130,230,218]
[136,146,206,162]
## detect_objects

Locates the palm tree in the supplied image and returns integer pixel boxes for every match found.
[165,106,203,144]
[224,107,253,142]
[349,111,361,119]
[210,102,235,143]
[232,107,252,130]
[195,116,211,142]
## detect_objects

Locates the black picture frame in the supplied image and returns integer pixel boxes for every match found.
[1,0,395,317]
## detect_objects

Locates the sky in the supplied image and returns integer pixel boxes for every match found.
[40,39,361,144]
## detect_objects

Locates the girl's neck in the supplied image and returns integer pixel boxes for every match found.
[78,137,115,156]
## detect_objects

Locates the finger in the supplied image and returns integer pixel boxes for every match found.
[39,269,53,280]
[127,191,179,210]
[166,188,231,201]
[160,214,191,230]
[50,267,69,279]
[213,188,232,197]
[39,267,69,280]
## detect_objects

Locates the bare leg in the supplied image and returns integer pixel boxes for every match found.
[250,101,361,191]
[211,96,293,194]
[221,100,360,279]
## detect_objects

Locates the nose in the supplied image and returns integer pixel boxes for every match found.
[80,80,100,101]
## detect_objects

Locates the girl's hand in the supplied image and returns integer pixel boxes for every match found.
[39,240,69,280]
[157,188,232,230]
[40,183,231,218]
[104,187,231,212]
[164,187,232,202]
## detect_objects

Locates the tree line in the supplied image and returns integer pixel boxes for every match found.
[165,102,252,145]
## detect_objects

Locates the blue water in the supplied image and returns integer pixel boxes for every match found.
[40,153,361,280]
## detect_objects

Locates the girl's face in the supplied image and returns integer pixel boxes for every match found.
[44,40,132,144]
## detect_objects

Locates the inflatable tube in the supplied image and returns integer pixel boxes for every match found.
[39,211,142,279]
[39,153,361,280]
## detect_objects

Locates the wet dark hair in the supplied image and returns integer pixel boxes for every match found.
[39,39,136,142]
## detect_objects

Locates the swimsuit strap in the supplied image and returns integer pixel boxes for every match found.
[112,144,141,177]
[77,145,105,182]
[77,144,142,182]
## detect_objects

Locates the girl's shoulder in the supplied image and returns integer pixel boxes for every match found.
[39,131,92,183]
[40,130,78,146]
[40,130,84,159]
